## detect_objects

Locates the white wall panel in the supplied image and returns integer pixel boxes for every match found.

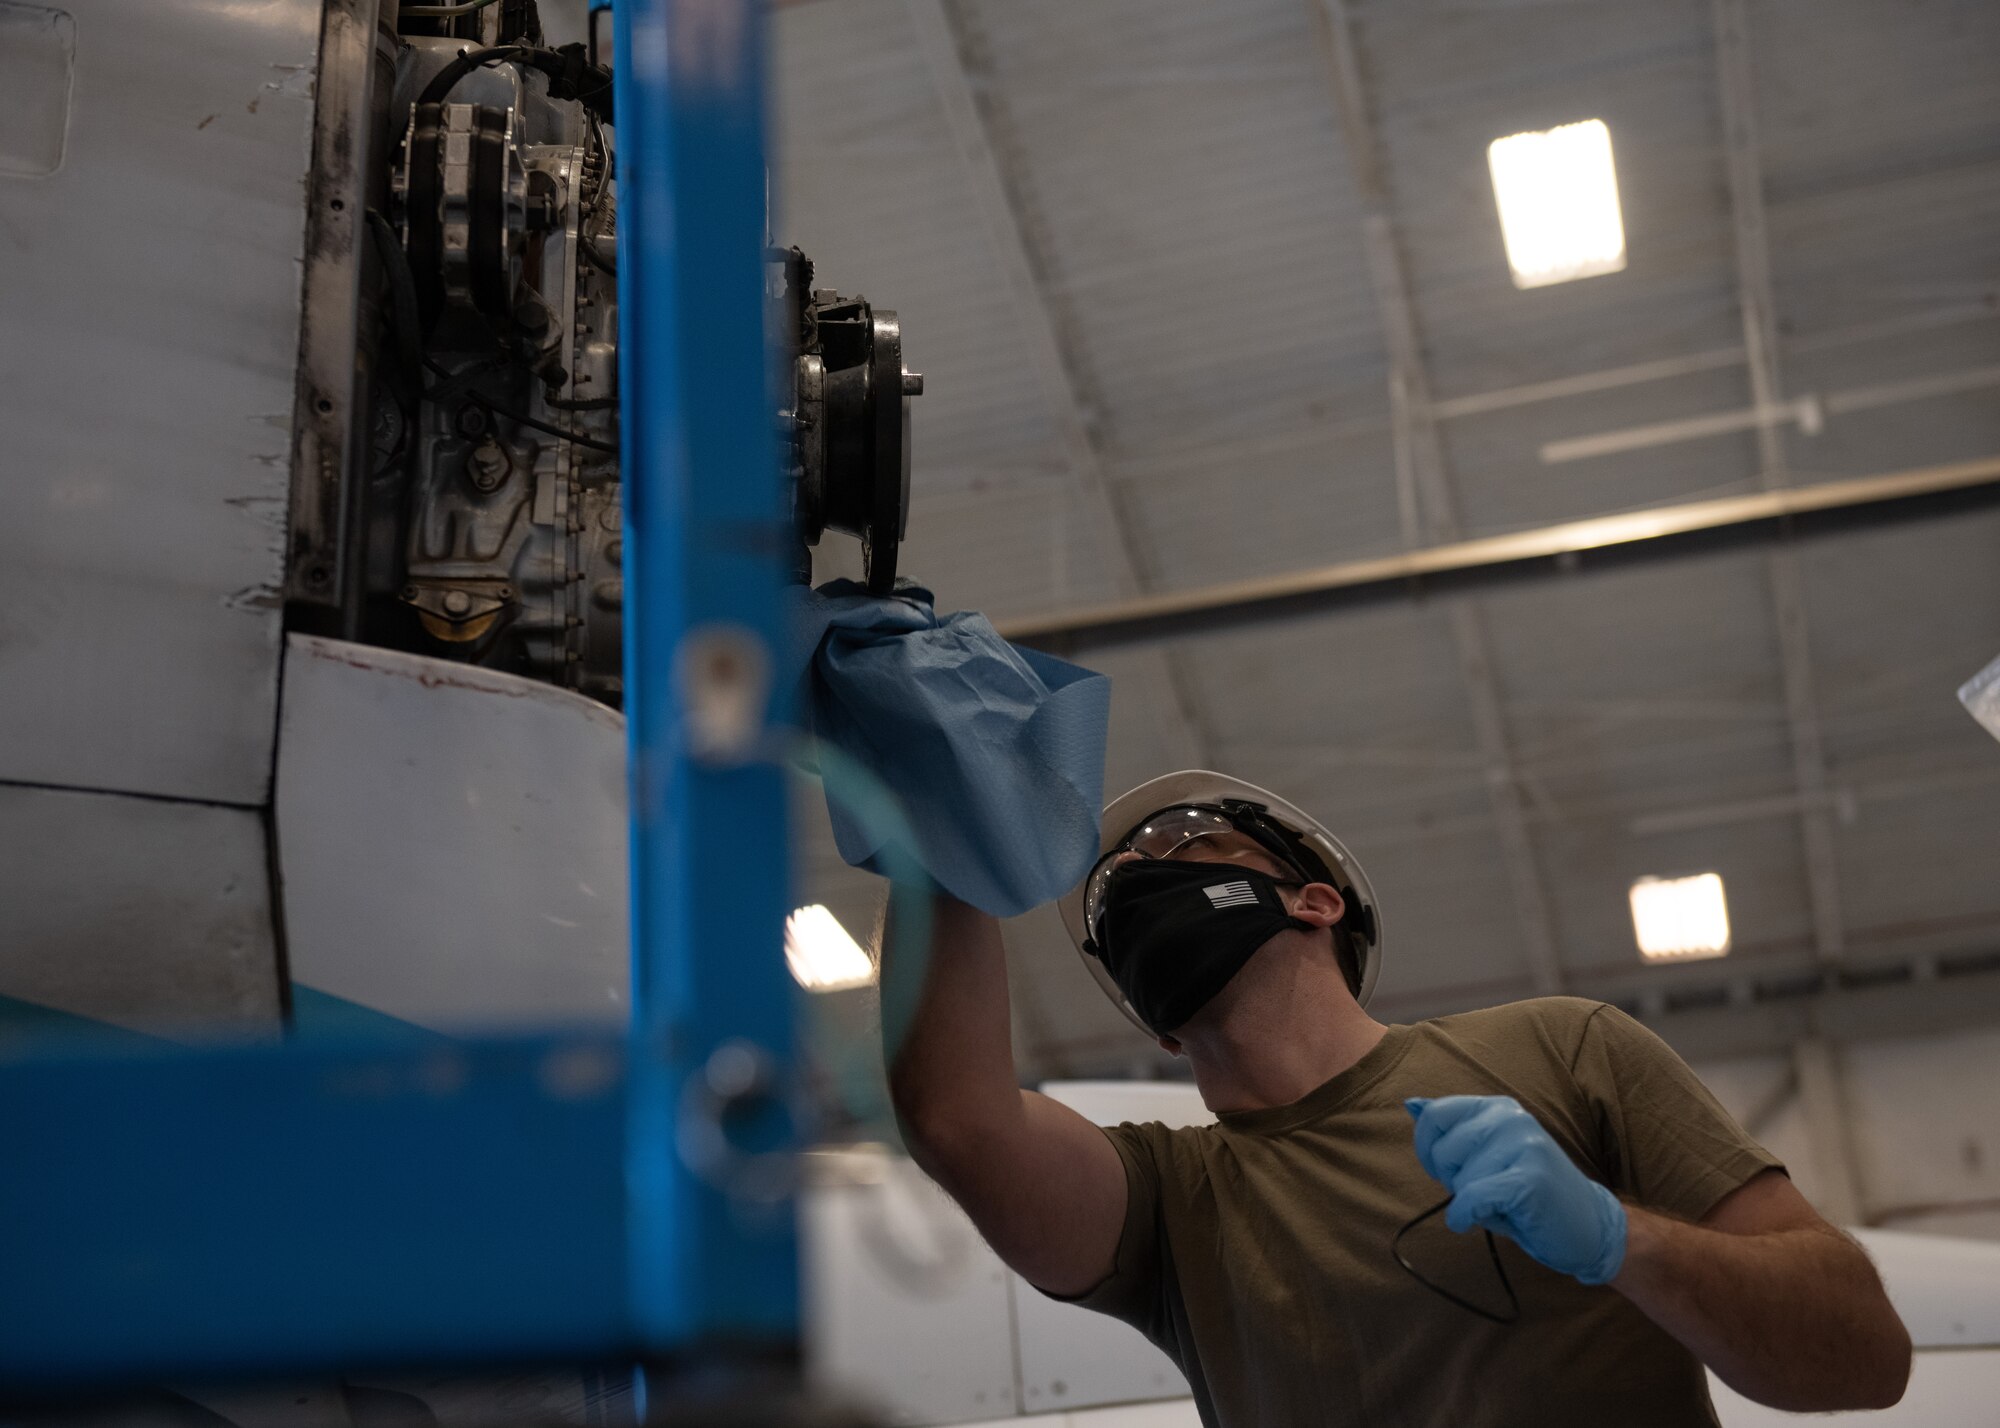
[1686,1052,1793,1128]
[1879,1205,2000,1242]
[0,782,279,1037]
[1061,1407,1202,1428]
[1844,1027,2000,1217]
[1010,1278,1185,1419]
[804,1149,1021,1426]
[1008,1083,1201,1415]
[0,0,319,803]
[1038,1081,1214,1132]
[1854,1229,2000,1348]
[965,1356,2000,1428]
[957,1405,1202,1428]
[1711,1351,2000,1428]
[1689,1024,2000,1235]
[274,636,628,1031]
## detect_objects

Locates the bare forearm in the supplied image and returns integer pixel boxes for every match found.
[882,890,1023,1148]
[877,890,1126,1292]
[1614,1205,1910,1411]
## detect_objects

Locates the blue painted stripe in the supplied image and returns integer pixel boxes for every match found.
[288,985,454,1043]
[0,993,161,1052]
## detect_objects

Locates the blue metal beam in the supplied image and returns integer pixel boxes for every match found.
[615,0,799,1348]
[0,1035,630,1387]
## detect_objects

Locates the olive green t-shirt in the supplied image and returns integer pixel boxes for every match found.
[1061,997,1783,1428]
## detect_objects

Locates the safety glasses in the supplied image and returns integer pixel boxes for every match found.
[1392,1196,1520,1323]
[1081,803,1310,952]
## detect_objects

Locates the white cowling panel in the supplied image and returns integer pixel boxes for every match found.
[0,0,319,804]
[0,782,279,1037]
[274,635,629,1031]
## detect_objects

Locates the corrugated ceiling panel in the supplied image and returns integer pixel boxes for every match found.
[1480,552,1815,977]
[1114,421,1406,593]
[1753,0,2000,469]
[774,0,2000,1065]
[1769,160,2000,333]
[1778,322,2000,483]
[891,480,1125,618]
[1172,604,1482,813]
[1088,645,1205,794]
[1832,786,2000,953]
[1348,825,1536,1005]
[1444,366,1769,536]
[1802,511,2000,791]
[1481,552,1796,816]
[957,0,1388,455]
[1356,0,1745,398]
[773,0,1066,494]
[1003,901,1141,1077]
[1751,0,2000,204]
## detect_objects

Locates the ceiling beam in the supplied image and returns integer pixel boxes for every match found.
[902,0,1207,771]
[1712,0,1846,965]
[994,455,2000,650]
[1311,0,1565,994]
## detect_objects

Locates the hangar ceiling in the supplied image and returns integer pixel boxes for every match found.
[775,0,2000,1079]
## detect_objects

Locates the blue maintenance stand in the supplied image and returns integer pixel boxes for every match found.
[0,0,798,1391]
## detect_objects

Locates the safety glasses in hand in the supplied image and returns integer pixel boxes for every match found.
[1081,804,1306,953]
[1392,1196,1520,1324]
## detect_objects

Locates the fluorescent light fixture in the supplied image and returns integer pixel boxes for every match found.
[1629,874,1731,962]
[785,904,876,992]
[1487,119,1627,289]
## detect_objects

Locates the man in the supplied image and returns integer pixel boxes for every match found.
[885,770,1910,1427]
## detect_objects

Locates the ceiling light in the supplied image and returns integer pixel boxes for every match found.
[1487,119,1627,289]
[785,904,876,992]
[1629,874,1731,962]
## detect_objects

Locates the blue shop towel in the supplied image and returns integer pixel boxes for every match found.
[787,580,1111,919]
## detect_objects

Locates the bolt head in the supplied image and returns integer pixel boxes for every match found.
[468,437,509,490]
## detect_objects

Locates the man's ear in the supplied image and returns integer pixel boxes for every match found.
[1157,1033,1185,1057]
[1287,881,1346,929]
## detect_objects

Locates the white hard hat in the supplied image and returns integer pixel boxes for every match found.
[1057,770,1384,1033]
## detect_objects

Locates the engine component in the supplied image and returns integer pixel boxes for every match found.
[779,248,920,594]
[288,11,919,710]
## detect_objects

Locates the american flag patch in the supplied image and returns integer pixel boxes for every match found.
[1203,880,1259,909]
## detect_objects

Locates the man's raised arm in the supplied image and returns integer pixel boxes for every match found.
[883,891,1129,1297]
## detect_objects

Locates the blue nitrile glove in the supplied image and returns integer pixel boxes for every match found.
[1405,1094,1627,1285]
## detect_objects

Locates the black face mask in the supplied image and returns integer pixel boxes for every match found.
[1090,860,1314,1034]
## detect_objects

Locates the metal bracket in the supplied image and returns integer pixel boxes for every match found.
[286,0,389,622]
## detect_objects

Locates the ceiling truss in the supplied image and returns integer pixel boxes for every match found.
[1310,0,1566,995]
[904,0,1209,777]
[1712,0,1847,965]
